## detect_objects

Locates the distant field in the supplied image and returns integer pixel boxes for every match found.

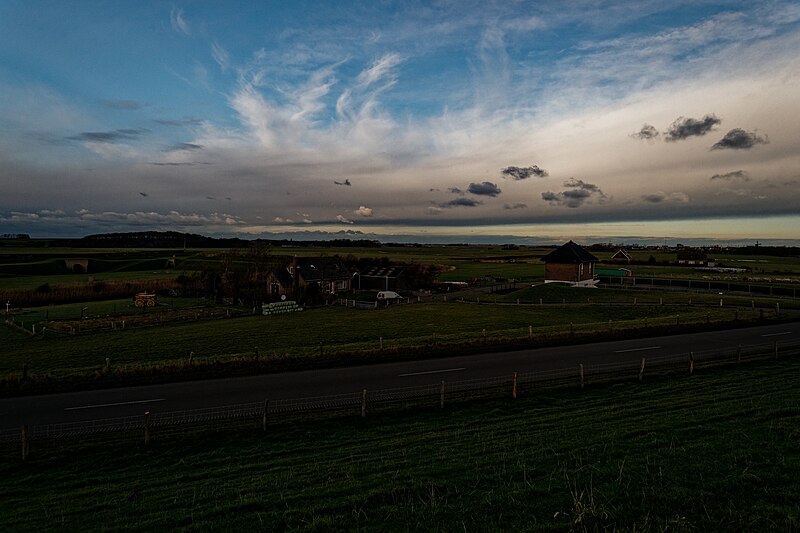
[2,356,797,531]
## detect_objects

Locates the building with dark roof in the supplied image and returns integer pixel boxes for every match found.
[541,241,599,286]
[288,257,352,295]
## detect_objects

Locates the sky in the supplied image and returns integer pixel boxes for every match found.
[1,1,799,245]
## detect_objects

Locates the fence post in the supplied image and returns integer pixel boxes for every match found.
[579,364,585,389]
[21,425,29,461]
[104,357,110,372]
[570,322,574,337]
[262,399,269,432]
[688,352,694,375]
[379,337,383,350]
[439,381,445,409]
[143,412,151,445]
[512,371,517,399]
[737,344,742,364]
[528,325,532,339]
[361,389,367,418]
[639,358,646,382]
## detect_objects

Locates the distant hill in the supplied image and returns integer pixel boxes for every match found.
[39,231,385,249]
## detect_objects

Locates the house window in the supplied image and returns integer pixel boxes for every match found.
[271,283,280,295]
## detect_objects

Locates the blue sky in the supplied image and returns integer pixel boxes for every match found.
[1,1,799,244]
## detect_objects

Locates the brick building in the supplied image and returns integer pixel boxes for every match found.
[542,241,599,286]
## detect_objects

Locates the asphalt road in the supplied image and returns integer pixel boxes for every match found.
[2,321,798,429]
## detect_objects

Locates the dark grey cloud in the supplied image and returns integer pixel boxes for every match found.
[102,99,141,110]
[631,123,659,140]
[439,197,483,208]
[710,170,750,181]
[503,203,527,210]
[640,191,690,204]
[154,117,204,126]
[501,165,548,180]
[711,129,768,150]
[448,187,464,194]
[665,114,720,141]
[69,128,149,143]
[542,179,606,208]
[167,142,204,152]
[642,193,665,203]
[334,179,352,186]
[468,181,502,197]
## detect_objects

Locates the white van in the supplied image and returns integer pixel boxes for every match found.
[376,291,402,301]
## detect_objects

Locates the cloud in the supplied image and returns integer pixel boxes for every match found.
[710,170,750,181]
[439,198,483,208]
[334,179,352,186]
[211,42,230,71]
[167,142,204,152]
[336,214,354,224]
[354,206,373,217]
[426,206,443,215]
[711,129,768,150]
[542,179,606,208]
[102,100,141,110]
[356,53,403,88]
[154,117,204,126]
[448,187,464,194]
[468,181,501,197]
[631,123,659,140]
[273,216,294,223]
[664,114,721,141]
[500,165,548,180]
[170,7,191,35]
[641,191,690,203]
[503,203,527,210]
[68,129,148,144]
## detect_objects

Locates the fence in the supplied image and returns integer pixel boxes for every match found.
[598,275,799,298]
[4,338,798,458]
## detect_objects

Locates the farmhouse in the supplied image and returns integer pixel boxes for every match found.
[542,241,599,286]
[288,257,351,295]
[677,249,715,267]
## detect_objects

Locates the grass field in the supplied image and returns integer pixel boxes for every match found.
[2,356,797,531]
[0,286,768,383]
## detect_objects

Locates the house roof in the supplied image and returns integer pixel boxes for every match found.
[541,241,599,264]
[294,257,350,281]
[357,266,405,278]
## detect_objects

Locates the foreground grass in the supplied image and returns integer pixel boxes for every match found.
[1,357,798,531]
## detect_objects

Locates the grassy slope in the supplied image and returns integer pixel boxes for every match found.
[1,357,797,531]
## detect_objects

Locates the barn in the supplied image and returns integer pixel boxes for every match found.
[541,241,599,286]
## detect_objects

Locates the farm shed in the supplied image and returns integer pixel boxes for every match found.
[610,249,632,263]
[353,266,406,291]
[542,241,599,286]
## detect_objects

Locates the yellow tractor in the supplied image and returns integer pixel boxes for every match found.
[134,292,157,307]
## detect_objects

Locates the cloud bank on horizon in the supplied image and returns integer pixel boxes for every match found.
[1,1,799,240]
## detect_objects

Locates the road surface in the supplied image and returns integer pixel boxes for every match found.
[1,321,797,429]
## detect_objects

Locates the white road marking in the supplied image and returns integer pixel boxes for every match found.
[613,346,662,353]
[398,367,466,377]
[64,398,166,411]
[761,332,792,337]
